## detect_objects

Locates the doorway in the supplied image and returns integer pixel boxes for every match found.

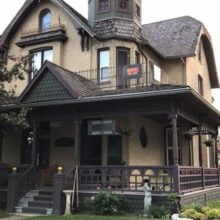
[116,47,130,88]
[107,136,122,165]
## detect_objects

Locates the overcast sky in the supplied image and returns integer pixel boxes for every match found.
[0,0,219,110]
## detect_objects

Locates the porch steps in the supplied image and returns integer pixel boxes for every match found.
[15,189,53,215]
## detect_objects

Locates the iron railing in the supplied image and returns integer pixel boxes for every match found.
[21,23,66,37]
[73,64,178,93]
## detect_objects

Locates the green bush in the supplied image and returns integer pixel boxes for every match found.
[182,202,203,213]
[146,204,170,218]
[80,191,125,215]
[180,208,207,220]
[93,191,125,215]
[204,208,220,219]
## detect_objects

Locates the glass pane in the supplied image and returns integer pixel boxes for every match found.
[41,11,51,30]
[154,65,161,82]
[43,49,53,62]
[99,50,109,81]
[31,51,42,79]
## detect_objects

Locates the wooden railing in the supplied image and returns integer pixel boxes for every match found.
[179,166,220,193]
[78,166,175,194]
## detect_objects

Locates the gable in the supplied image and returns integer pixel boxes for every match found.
[21,69,72,103]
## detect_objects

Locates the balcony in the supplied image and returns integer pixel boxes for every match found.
[16,24,68,48]
[75,64,178,93]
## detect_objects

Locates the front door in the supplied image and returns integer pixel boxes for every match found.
[37,122,50,169]
[116,48,130,88]
[107,136,122,165]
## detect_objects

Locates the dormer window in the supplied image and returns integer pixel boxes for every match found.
[118,0,130,12]
[31,48,53,79]
[98,0,110,12]
[40,9,51,31]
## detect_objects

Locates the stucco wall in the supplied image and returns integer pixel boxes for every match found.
[49,120,75,174]
[128,116,165,166]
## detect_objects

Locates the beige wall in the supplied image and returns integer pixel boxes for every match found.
[128,116,165,166]
[49,120,75,174]
[1,126,22,165]
[186,35,212,103]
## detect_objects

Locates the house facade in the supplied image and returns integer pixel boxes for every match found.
[0,0,220,215]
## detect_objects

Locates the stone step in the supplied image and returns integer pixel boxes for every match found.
[34,195,53,202]
[22,207,52,215]
[28,201,53,208]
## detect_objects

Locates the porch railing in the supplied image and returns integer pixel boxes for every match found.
[179,166,220,193]
[78,166,175,194]
[74,64,177,93]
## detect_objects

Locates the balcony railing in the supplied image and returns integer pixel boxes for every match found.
[21,23,66,37]
[75,64,178,93]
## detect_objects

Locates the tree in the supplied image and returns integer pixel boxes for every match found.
[0,55,30,128]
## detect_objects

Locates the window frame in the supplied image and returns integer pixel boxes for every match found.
[149,62,161,84]
[39,9,51,31]
[98,48,110,83]
[30,47,53,80]
[117,0,130,12]
[135,3,141,19]
[97,0,110,13]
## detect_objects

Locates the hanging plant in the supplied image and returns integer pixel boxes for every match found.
[204,140,213,147]
[116,127,133,136]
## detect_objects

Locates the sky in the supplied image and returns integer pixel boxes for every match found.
[0,0,219,110]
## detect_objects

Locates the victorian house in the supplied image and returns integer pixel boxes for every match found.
[0,0,220,215]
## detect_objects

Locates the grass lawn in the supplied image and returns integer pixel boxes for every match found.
[0,210,8,218]
[25,214,165,220]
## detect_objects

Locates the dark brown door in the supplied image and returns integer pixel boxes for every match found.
[107,136,122,165]
[21,129,33,165]
[116,48,130,88]
[37,122,50,169]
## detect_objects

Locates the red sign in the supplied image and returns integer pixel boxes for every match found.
[126,64,141,79]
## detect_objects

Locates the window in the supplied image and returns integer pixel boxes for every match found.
[118,0,130,12]
[166,128,181,165]
[98,49,110,82]
[98,0,110,12]
[149,62,161,83]
[40,9,51,31]
[198,75,204,96]
[136,4,141,18]
[31,48,53,79]
[135,51,140,64]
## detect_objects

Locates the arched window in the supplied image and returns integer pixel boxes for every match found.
[40,9,51,31]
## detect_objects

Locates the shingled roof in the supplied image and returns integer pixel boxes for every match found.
[19,61,98,103]
[142,16,202,59]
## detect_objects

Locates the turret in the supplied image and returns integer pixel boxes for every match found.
[88,0,142,40]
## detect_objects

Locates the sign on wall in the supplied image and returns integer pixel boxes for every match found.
[88,120,116,135]
[126,64,142,79]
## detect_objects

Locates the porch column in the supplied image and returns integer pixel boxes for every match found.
[198,124,203,167]
[171,112,179,165]
[214,136,219,168]
[74,114,81,165]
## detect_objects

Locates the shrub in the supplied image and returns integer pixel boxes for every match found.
[182,202,203,213]
[92,191,125,215]
[205,208,220,219]
[180,208,207,220]
[146,204,170,218]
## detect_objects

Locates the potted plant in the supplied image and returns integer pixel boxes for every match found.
[183,130,194,140]
[204,140,213,147]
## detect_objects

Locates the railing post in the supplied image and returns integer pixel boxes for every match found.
[173,164,180,195]
[53,169,65,215]
[202,166,205,189]
[6,168,18,213]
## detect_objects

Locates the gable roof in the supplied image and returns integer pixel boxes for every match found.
[0,0,93,48]
[19,61,97,103]
[142,16,219,88]
[142,16,202,59]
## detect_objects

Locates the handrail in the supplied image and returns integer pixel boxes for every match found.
[16,165,35,203]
